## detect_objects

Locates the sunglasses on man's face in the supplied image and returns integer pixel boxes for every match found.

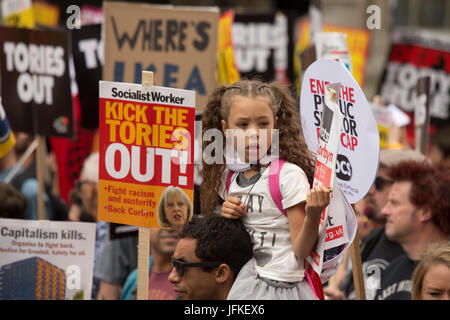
[171,256,222,277]
[374,176,393,191]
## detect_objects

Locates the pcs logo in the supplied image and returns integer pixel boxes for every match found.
[336,154,352,181]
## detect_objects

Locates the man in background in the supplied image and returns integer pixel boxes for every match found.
[374,161,449,300]
[168,215,253,300]
[120,228,180,300]
[325,148,425,300]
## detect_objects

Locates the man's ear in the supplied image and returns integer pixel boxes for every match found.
[418,207,433,223]
[215,264,232,284]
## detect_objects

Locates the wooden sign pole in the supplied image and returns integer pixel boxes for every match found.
[36,135,47,220]
[136,71,153,300]
[349,204,366,300]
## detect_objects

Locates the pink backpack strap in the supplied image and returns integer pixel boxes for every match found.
[268,158,286,216]
[226,170,234,193]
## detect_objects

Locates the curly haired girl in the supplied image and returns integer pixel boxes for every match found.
[200,79,331,299]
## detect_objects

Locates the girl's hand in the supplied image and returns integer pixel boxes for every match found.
[305,186,331,221]
[221,196,246,219]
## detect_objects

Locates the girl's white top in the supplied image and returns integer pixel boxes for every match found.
[219,162,310,282]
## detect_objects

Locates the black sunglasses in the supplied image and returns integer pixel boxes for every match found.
[171,257,222,277]
[374,176,393,191]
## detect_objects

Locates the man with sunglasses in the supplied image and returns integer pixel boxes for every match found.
[325,148,425,300]
[168,214,253,300]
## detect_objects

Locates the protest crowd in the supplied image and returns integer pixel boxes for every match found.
[0,0,449,303]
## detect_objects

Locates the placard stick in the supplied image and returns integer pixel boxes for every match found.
[4,137,39,184]
[349,203,366,300]
[36,134,47,220]
[136,71,153,301]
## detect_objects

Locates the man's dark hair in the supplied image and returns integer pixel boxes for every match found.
[387,160,450,235]
[0,183,27,219]
[181,214,253,278]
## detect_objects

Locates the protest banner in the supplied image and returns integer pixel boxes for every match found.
[103,2,218,113]
[0,26,74,139]
[414,76,431,155]
[0,218,96,300]
[233,11,291,84]
[304,83,360,298]
[217,10,240,85]
[33,1,60,27]
[72,24,103,129]
[300,58,380,204]
[1,0,35,28]
[306,83,346,272]
[97,78,196,229]
[315,32,352,72]
[80,5,104,26]
[0,26,74,219]
[294,19,370,95]
[380,28,450,126]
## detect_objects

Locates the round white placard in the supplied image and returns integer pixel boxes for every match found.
[300,59,380,203]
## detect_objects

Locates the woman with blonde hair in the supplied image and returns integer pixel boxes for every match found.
[157,186,193,232]
[411,241,450,300]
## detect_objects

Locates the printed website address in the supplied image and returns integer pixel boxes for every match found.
[184,303,264,317]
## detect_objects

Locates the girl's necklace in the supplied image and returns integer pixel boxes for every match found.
[226,164,269,205]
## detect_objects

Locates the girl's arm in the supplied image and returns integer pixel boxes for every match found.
[287,186,331,260]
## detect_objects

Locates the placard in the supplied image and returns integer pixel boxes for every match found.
[217,10,240,85]
[370,103,392,150]
[233,11,291,84]
[0,26,74,138]
[294,19,370,96]
[33,1,60,27]
[1,0,35,28]
[97,80,195,228]
[0,218,96,300]
[315,32,352,72]
[300,59,379,204]
[103,2,218,113]
[306,83,349,274]
[72,24,103,129]
[380,28,450,125]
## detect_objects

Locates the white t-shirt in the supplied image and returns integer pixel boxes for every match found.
[219,162,310,282]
